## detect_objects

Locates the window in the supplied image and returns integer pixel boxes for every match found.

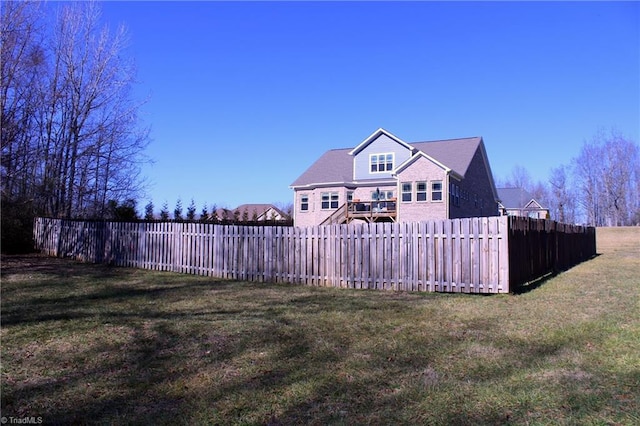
[401,182,412,202]
[300,194,309,211]
[347,191,354,203]
[416,181,427,201]
[450,183,460,206]
[321,193,329,209]
[431,181,442,201]
[370,153,394,173]
[321,192,339,209]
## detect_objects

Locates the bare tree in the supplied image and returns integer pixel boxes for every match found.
[273,201,294,218]
[1,1,45,202]
[503,165,533,191]
[573,129,639,226]
[600,131,639,226]
[50,2,148,217]
[1,1,149,220]
[548,165,577,223]
[573,137,604,226]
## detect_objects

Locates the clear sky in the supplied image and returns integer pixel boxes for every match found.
[98,1,639,212]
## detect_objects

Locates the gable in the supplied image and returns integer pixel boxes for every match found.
[349,128,414,156]
[409,137,497,202]
[257,207,285,220]
[351,130,414,180]
[394,151,452,176]
[411,137,482,177]
[291,130,497,199]
[524,199,544,210]
[394,153,450,180]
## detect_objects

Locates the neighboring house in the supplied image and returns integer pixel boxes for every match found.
[211,207,233,221]
[232,204,290,222]
[497,187,549,219]
[290,128,500,227]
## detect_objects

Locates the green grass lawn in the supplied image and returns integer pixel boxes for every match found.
[1,227,638,425]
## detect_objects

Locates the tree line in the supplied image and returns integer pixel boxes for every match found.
[497,128,639,227]
[2,1,149,251]
[2,2,637,253]
[141,199,293,224]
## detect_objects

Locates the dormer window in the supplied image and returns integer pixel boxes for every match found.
[370,153,394,173]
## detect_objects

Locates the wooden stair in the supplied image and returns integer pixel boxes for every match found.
[319,203,348,225]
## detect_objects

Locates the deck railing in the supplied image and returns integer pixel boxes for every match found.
[346,200,397,223]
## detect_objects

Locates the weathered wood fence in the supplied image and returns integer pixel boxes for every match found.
[33,216,596,294]
[507,217,597,287]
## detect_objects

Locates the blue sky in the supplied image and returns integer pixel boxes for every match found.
[98,1,639,211]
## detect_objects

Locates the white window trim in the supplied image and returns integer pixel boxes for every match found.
[369,152,395,174]
[416,181,428,202]
[300,194,309,212]
[431,180,443,202]
[401,182,412,203]
[321,192,339,210]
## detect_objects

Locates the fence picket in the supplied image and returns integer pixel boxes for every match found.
[32,216,595,294]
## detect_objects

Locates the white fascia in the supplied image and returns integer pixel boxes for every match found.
[348,128,414,156]
[393,151,463,180]
[290,181,353,190]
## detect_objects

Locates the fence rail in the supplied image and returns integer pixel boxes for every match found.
[33,216,596,294]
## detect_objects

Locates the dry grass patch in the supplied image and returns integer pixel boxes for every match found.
[1,227,639,425]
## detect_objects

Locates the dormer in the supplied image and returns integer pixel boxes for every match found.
[349,128,414,180]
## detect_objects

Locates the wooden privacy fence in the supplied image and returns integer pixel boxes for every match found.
[507,217,596,288]
[33,216,596,294]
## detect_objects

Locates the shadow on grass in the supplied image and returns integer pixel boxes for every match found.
[1,254,121,278]
[0,254,633,425]
[511,273,555,295]
[0,278,244,326]
[512,253,601,295]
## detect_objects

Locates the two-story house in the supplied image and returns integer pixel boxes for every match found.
[290,128,500,227]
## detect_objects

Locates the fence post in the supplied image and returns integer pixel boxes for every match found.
[32,216,596,295]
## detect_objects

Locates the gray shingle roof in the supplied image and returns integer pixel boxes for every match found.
[290,148,354,187]
[291,136,483,188]
[411,137,482,177]
[497,187,535,209]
